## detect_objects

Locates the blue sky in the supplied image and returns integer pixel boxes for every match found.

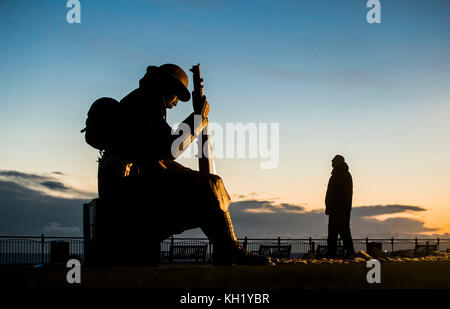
[0,0,449,235]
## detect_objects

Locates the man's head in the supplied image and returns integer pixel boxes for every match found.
[331,155,345,168]
[140,64,191,109]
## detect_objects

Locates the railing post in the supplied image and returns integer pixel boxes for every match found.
[308,237,312,253]
[365,237,369,252]
[243,237,248,250]
[208,240,212,263]
[437,237,440,251]
[391,237,394,253]
[209,239,212,263]
[169,236,174,263]
[40,234,45,264]
[415,237,418,246]
[278,237,281,246]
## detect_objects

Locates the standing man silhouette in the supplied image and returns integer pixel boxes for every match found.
[325,155,355,258]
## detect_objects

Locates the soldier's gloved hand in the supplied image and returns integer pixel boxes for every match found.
[193,95,210,118]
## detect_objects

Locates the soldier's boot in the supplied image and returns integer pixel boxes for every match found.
[201,209,271,266]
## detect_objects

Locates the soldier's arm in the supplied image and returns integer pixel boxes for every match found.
[153,113,208,160]
[168,113,209,159]
[156,95,209,160]
[166,95,210,159]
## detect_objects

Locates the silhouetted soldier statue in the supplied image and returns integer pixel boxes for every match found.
[96,64,268,265]
[325,155,355,258]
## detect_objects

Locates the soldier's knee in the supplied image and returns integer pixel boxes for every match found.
[208,173,223,184]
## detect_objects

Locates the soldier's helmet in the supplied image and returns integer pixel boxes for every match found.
[143,64,191,102]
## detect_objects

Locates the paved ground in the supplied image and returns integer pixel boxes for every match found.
[1,256,450,289]
[274,250,450,265]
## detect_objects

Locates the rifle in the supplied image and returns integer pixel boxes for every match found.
[190,64,216,174]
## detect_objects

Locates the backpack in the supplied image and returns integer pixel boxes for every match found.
[81,97,120,150]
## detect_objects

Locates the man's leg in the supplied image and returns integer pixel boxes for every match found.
[326,214,339,257]
[339,211,355,258]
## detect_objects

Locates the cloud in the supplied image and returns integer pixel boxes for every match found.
[0,171,442,239]
[0,170,48,181]
[235,199,275,210]
[231,192,264,200]
[0,169,95,199]
[351,205,426,217]
[278,203,306,213]
[182,199,440,239]
[51,171,66,176]
[40,181,68,191]
[0,180,86,236]
[230,200,438,238]
[351,217,438,239]
[229,199,305,214]
[44,222,80,234]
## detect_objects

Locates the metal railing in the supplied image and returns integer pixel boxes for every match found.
[0,235,83,265]
[1,235,448,264]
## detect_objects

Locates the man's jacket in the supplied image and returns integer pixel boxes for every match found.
[325,163,353,214]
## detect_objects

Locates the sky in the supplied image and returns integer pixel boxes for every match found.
[0,0,449,237]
